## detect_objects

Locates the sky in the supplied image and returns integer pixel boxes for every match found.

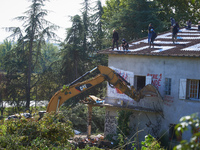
[0,0,106,42]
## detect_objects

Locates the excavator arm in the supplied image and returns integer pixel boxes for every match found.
[46,65,160,113]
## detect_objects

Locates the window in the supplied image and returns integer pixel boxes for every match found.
[188,79,200,99]
[165,78,171,95]
[134,76,146,90]
[179,79,200,101]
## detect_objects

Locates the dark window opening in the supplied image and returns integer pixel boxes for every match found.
[165,78,171,95]
[136,76,145,90]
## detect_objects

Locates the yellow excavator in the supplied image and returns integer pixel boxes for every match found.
[46,65,160,113]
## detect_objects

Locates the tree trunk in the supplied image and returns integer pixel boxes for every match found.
[26,39,33,109]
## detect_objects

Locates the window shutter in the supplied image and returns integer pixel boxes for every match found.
[146,76,152,85]
[179,79,187,99]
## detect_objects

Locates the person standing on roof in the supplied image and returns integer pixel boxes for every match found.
[198,21,200,31]
[186,19,192,29]
[148,23,154,43]
[170,17,175,32]
[112,29,119,50]
[149,29,157,48]
[172,23,179,44]
[170,17,175,26]
[121,38,129,51]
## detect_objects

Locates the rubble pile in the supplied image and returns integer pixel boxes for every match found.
[70,134,113,149]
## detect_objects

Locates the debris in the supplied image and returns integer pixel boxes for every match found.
[80,95,105,104]
[74,130,81,135]
[70,134,113,149]
[6,113,32,120]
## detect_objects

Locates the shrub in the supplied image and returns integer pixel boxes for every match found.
[0,112,74,149]
[140,134,165,150]
[173,113,200,150]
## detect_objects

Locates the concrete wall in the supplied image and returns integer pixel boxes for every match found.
[106,54,200,141]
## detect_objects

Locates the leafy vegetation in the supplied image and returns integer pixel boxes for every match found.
[173,113,200,150]
[0,0,200,149]
[60,104,105,133]
[0,112,74,149]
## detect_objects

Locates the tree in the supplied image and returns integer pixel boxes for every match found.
[61,15,85,82]
[81,0,91,53]
[6,0,59,109]
[156,0,200,26]
[1,42,27,110]
[90,0,104,51]
[40,43,60,72]
[88,0,108,69]
[102,0,165,41]
[0,40,12,70]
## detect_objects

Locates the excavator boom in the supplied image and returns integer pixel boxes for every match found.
[46,65,160,113]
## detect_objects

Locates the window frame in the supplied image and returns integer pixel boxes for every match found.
[179,79,200,101]
[165,78,171,95]
[188,79,199,100]
[134,75,146,90]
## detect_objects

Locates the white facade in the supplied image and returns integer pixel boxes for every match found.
[104,54,200,143]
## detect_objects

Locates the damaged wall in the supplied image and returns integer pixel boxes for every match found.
[105,54,200,142]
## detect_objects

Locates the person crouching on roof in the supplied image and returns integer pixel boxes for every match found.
[121,38,129,51]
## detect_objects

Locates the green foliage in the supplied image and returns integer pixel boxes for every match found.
[117,110,133,136]
[173,113,200,150]
[76,145,102,150]
[156,0,200,25]
[61,104,105,133]
[118,133,126,148]
[140,134,165,150]
[0,112,74,149]
[39,43,60,73]
[105,110,133,149]
[102,0,166,41]
[5,0,59,109]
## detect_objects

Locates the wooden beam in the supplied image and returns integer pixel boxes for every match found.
[87,104,92,138]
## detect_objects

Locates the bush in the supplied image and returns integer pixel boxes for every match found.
[140,134,165,150]
[173,113,200,150]
[60,104,105,133]
[0,112,74,149]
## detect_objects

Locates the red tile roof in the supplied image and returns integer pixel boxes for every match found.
[98,26,200,57]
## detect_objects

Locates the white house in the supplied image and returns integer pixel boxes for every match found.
[98,26,200,145]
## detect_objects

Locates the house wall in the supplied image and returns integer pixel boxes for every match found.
[105,54,200,142]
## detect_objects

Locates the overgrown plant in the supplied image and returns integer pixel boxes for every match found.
[103,110,133,149]
[173,113,200,150]
[117,110,133,136]
[60,104,105,133]
[0,112,74,149]
[139,134,165,150]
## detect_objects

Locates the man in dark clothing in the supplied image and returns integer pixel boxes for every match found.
[149,29,157,48]
[170,17,175,26]
[121,38,129,51]
[186,19,192,29]
[148,23,154,43]
[172,23,179,44]
[112,29,119,50]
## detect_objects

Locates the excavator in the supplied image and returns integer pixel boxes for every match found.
[46,65,160,113]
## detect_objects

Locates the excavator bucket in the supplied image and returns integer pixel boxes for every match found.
[140,84,162,99]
